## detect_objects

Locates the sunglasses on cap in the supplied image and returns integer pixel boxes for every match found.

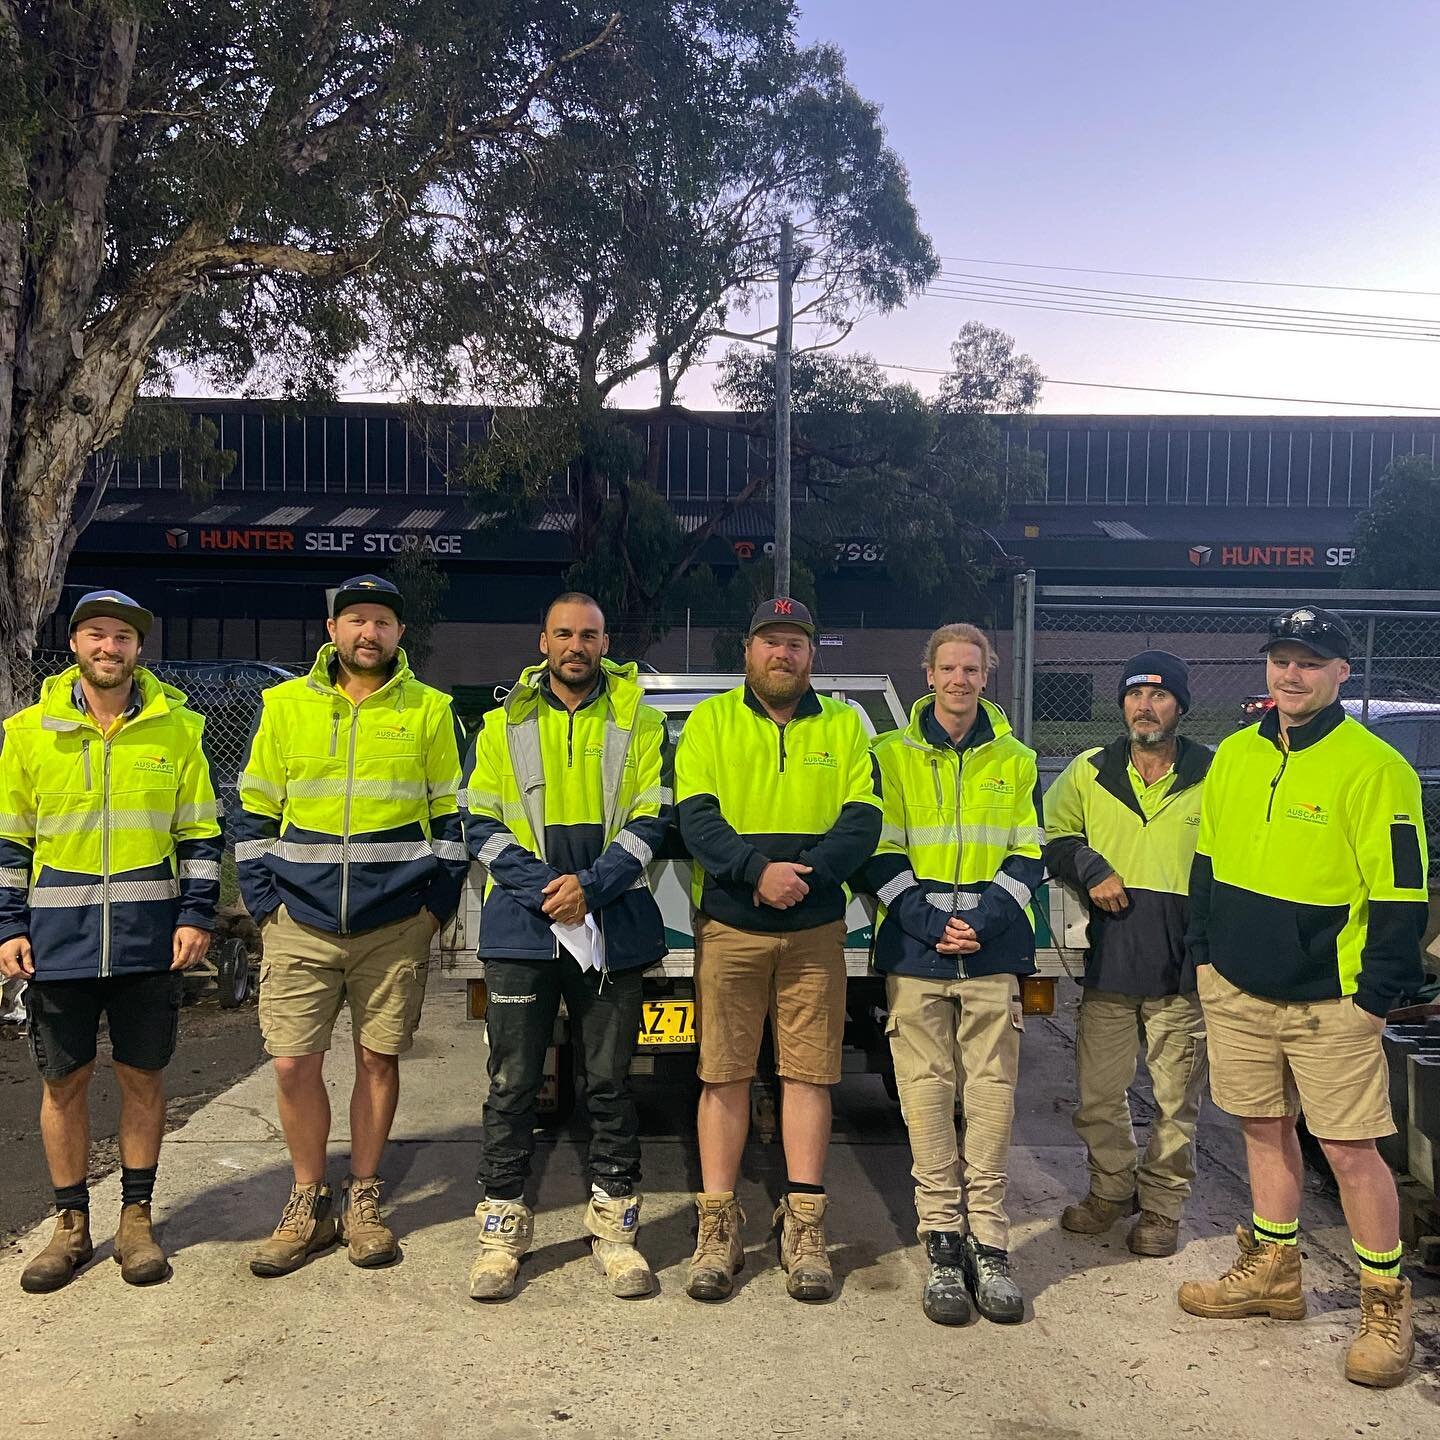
[1262,608,1351,660]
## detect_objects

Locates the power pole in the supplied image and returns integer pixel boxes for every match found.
[773,217,793,598]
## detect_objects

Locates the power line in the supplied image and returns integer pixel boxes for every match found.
[920,286,1440,343]
[935,255,1440,299]
[933,270,1440,329]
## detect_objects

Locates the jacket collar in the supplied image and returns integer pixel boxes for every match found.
[39,665,180,731]
[1088,733,1212,821]
[1257,697,1346,752]
[905,694,1008,757]
[538,668,607,713]
[506,657,642,727]
[742,682,823,722]
[307,643,413,703]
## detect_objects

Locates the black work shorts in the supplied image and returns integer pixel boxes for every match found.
[24,971,183,1081]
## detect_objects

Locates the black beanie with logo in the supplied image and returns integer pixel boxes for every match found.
[1117,651,1192,715]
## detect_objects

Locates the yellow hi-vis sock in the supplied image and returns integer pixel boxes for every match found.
[1253,1214,1298,1247]
[1353,1240,1402,1278]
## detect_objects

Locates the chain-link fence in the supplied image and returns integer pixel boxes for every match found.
[1010,578,1440,875]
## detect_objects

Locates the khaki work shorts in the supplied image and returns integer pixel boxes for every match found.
[693,916,847,1085]
[259,905,432,1058]
[1197,964,1394,1140]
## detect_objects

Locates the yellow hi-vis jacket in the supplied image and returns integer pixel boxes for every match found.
[0,667,222,980]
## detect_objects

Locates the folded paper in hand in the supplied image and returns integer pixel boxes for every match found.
[550,914,605,973]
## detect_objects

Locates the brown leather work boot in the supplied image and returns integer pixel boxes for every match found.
[20,1210,93,1294]
[249,1182,338,1277]
[467,1199,533,1301]
[1177,1226,1306,1320]
[114,1202,168,1285]
[338,1176,398,1268]
[685,1192,746,1302]
[1345,1274,1413,1388]
[1128,1210,1180,1257]
[585,1192,653,1298]
[1060,1191,1137,1234]
[774,1192,834,1303]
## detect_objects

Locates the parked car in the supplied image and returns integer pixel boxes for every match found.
[1238,671,1440,724]
[151,660,298,687]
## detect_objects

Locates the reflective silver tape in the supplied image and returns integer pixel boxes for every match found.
[234,839,275,863]
[477,833,517,869]
[993,872,1033,909]
[880,823,907,848]
[1014,825,1045,847]
[876,870,918,908]
[430,838,467,862]
[460,787,504,812]
[37,808,172,837]
[0,811,36,833]
[957,825,1016,849]
[240,773,284,804]
[176,801,219,825]
[925,890,981,913]
[285,778,427,801]
[0,866,30,889]
[179,860,223,882]
[31,878,179,908]
[269,839,435,866]
[615,829,654,867]
[428,778,460,800]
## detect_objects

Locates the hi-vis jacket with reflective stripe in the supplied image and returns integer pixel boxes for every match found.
[459,659,671,967]
[858,697,1043,980]
[233,647,467,935]
[1188,700,1428,1018]
[675,684,882,933]
[1043,735,1211,997]
[0,667,222,981]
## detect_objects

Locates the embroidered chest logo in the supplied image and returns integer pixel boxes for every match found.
[373,726,411,742]
[1285,801,1329,825]
[1185,813,1201,826]
[977,777,1014,796]
[803,750,838,769]
[584,743,605,759]
[132,754,175,777]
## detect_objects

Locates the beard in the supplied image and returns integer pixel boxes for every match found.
[76,653,136,690]
[746,655,810,707]
[548,652,601,693]
[336,636,397,676]
[1129,722,1177,747]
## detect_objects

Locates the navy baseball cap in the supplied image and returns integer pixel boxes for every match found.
[69,589,153,640]
[1260,606,1351,661]
[331,574,404,621]
[747,597,815,637]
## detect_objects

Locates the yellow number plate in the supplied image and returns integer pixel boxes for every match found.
[637,1000,695,1047]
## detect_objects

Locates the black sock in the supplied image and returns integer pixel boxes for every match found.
[55,1181,89,1215]
[786,1180,825,1196]
[483,1180,525,1202]
[121,1165,157,1207]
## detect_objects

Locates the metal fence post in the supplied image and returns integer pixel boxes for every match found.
[1361,616,1376,725]
[1010,570,1034,743]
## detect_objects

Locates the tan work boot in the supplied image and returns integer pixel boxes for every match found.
[114,1202,168,1285]
[1177,1226,1306,1320]
[468,1199,533,1301]
[1345,1273,1413,1388]
[337,1176,398,1268]
[1060,1191,1136,1234]
[686,1191,746,1302]
[249,1182,338,1278]
[1128,1210,1180,1257]
[20,1210,93,1294]
[774,1192,834,1303]
[585,1191,653,1298]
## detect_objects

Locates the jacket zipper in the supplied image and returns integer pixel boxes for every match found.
[777,722,788,771]
[1266,750,1289,822]
[340,705,359,933]
[100,734,113,977]
[82,740,93,790]
[567,710,576,768]
[329,712,340,757]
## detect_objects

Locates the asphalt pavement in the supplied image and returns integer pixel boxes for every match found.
[0,977,1436,1439]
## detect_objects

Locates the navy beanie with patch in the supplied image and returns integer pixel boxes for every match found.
[1118,651,1191,715]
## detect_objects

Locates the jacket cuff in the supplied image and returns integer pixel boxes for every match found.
[176,910,216,933]
[742,851,769,889]
[0,919,29,945]
[1075,847,1114,891]
[1352,985,1393,1021]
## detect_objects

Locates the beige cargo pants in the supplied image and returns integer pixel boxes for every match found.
[885,971,1021,1250]
[1073,987,1208,1220]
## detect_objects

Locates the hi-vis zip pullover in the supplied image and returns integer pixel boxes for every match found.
[460,659,672,968]
[0,667,222,981]
[234,646,467,935]
[1188,700,1428,1017]
[858,697,1044,979]
[675,684,882,933]
[1044,735,1211,996]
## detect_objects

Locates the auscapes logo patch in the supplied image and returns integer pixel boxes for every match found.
[584,743,605,759]
[977,777,1015,797]
[372,726,411,742]
[132,754,175,777]
[1285,801,1329,825]
[803,750,838,770]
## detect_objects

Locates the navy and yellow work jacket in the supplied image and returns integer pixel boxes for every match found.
[1188,700,1428,1017]
[858,697,1043,979]
[0,667,222,980]
[460,659,671,968]
[1044,735,1211,996]
[674,684,882,933]
[234,646,467,935]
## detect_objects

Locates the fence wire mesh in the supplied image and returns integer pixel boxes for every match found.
[1015,582,1440,875]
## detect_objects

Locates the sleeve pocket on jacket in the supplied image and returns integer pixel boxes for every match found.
[1390,822,1424,891]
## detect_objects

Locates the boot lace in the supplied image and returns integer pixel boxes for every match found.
[697,1205,734,1255]
[277,1187,315,1238]
[787,1211,828,1264]
[1358,1288,1402,1344]
[1220,1242,1266,1284]
[974,1247,1012,1284]
[348,1179,384,1229]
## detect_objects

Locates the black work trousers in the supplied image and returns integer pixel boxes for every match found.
[478,956,644,1199]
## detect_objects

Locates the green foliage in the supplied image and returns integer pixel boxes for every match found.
[1344,455,1440,590]
[112,404,234,501]
[385,544,449,675]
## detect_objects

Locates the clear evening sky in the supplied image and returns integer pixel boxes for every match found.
[701,0,1440,417]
